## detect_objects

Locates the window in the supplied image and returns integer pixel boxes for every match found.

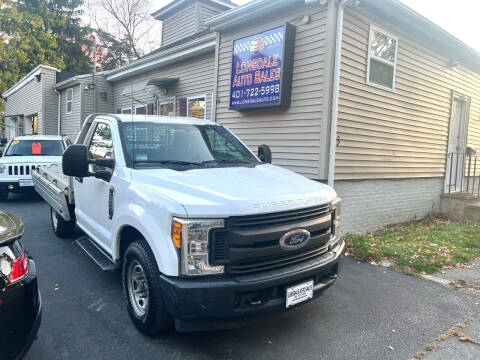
[121,107,132,114]
[66,88,73,114]
[367,26,398,90]
[88,122,114,173]
[5,140,64,156]
[118,122,259,169]
[135,104,147,115]
[158,97,176,116]
[187,95,206,119]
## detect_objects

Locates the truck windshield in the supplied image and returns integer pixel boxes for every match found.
[118,122,260,169]
[4,140,64,156]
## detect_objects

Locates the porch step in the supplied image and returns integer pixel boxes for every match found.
[464,202,480,222]
[76,236,119,271]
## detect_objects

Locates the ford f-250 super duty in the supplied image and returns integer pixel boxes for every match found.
[32,114,344,334]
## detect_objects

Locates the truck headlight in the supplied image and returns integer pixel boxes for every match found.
[0,165,5,174]
[172,218,225,276]
[329,198,341,248]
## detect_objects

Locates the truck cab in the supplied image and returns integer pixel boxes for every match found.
[36,114,344,333]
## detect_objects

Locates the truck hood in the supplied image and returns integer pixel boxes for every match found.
[0,156,62,164]
[133,164,337,217]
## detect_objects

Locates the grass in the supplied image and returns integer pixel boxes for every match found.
[345,216,480,275]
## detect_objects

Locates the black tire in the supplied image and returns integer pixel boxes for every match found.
[50,206,75,238]
[0,190,8,201]
[122,239,173,335]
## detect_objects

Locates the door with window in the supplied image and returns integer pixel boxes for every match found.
[74,121,115,253]
[446,95,469,192]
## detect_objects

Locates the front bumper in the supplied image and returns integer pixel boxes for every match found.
[160,240,345,331]
[0,180,35,192]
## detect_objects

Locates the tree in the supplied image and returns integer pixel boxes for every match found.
[0,0,93,117]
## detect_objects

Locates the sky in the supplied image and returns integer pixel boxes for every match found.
[86,0,480,54]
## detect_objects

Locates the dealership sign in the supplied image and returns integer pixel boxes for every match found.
[230,24,296,110]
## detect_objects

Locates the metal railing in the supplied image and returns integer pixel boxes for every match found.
[446,150,479,195]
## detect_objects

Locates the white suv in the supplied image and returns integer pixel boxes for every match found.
[0,135,70,200]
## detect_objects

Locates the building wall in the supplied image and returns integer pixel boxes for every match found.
[335,9,480,180]
[215,3,330,179]
[162,3,198,47]
[112,52,215,120]
[42,68,59,135]
[82,76,115,120]
[197,2,224,32]
[335,177,443,234]
[4,75,43,137]
[60,85,82,140]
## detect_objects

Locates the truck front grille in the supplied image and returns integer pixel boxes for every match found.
[210,204,333,275]
[8,165,38,176]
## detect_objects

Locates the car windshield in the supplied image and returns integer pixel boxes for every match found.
[4,139,64,156]
[118,122,260,169]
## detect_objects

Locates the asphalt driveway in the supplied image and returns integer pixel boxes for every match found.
[2,193,479,359]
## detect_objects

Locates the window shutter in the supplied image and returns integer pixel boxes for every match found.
[147,103,154,115]
[116,109,121,114]
[179,98,187,117]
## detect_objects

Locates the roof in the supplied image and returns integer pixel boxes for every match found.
[2,65,59,98]
[55,71,110,90]
[206,0,480,72]
[112,114,217,126]
[106,32,216,82]
[152,0,236,20]
[13,135,65,141]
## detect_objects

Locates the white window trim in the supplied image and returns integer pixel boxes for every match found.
[121,106,132,114]
[134,104,148,114]
[366,25,398,92]
[187,94,207,120]
[157,97,176,116]
[66,88,73,114]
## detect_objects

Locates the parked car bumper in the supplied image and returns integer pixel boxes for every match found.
[0,179,35,192]
[159,239,345,332]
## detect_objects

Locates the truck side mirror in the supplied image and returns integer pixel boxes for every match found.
[258,145,272,164]
[63,144,89,177]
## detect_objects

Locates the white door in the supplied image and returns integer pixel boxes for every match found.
[74,120,115,253]
[445,97,468,192]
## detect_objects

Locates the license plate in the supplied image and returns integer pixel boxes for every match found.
[286,280,314,308]
[19,179,34,187]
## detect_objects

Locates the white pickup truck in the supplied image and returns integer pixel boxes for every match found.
[32,114,344,334]
[0,135,70,200]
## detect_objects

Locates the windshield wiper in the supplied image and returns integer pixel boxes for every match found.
[134,160,203,166]
[201,159,253,165]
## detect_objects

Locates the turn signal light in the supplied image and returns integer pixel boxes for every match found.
[172,220,182,248]
[10,247,29,283]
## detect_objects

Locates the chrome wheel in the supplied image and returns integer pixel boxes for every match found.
[51,209,58,231]
[127,260,149,317]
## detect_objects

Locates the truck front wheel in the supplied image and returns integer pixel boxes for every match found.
[122,239,173,335]
[50,207,75,238]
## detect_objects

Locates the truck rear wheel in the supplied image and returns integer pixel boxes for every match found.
[122,239,173,335]
[50,207,75,238]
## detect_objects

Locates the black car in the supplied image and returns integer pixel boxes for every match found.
[0,211,41,360]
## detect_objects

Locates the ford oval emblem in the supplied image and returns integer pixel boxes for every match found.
[279,229,311,250]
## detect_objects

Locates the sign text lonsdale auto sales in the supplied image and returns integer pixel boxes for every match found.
[230,24,296,110]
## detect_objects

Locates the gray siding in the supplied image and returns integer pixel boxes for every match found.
[112,52,215,121]
[197,2,223,32]
[82,76,115,120]
[60,85,82,140]
[162,3,198,47]
[42,68,59,135]
[215,4,330,179]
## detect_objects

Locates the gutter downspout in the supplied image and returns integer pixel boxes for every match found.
[55,90,61,135]
[328,0,359,187]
